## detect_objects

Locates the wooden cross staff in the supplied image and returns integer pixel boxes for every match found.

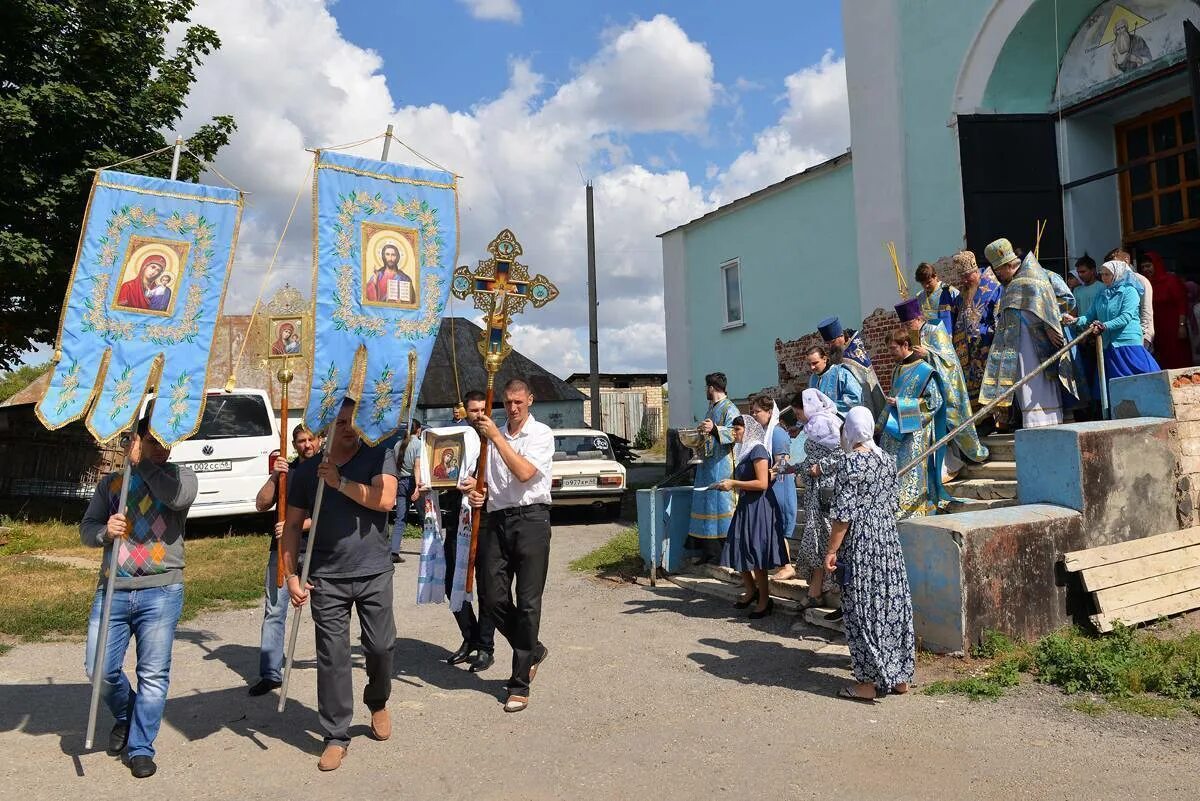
[450,229,558,592]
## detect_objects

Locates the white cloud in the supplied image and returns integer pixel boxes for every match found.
[167,3,847,379]
[458,0,522,23]
[173,2,713,378]
[710,50,849,205]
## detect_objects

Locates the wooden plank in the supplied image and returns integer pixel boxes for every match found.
[1080,543,1200,591]
[1091,587,1200,633]
[1092,564,1200,612]
[1063,527,1200,573]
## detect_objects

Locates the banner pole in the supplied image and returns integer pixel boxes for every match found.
[275,359,292,587]
[84,422,138,750]
[169,136,183,181]
[381,124,393,162]
[277,433,329,714]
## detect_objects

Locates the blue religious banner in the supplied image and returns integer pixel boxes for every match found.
[36,170,243,447]
[303,150,459,443]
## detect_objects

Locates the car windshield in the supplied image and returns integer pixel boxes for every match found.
[194,395,273,439]
[553,434,613,461]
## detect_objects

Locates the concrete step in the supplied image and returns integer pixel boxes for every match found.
[951,496,1019,513]
[945,477,1018,501]
[666,572,807,616]
[982,433,1015,461]
[691,562,815,602]
[957,460,1017,481]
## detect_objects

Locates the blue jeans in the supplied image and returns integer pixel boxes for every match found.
[85,583,185,759]
[390,475,415,554]
[258,549,290,682]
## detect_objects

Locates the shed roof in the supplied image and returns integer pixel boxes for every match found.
[418,317,587,408]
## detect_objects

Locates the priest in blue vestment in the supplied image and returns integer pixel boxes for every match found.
[818,316,887,422]
[806,344,861,415]
[687,371,739,563]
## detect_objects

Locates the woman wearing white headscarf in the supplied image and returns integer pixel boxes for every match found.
[1063,259,1161,393]
[777,388,844,607]
[824,406,915,703]
[714,408,786,619]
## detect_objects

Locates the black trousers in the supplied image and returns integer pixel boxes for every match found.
[441,504,495,653]
[477,503,551,694]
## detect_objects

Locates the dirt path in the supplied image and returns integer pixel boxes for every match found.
[1,521,1197,800]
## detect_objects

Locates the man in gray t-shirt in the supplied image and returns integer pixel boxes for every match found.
[282,398,399,772]
[389,419,423,562]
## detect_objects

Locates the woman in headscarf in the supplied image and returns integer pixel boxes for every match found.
[778,388,844,608]
[1139,251,1191,369]
[1064,260,1161,390]
[748,395,795,580]
[824,406,915,703]
[714,409,786,619]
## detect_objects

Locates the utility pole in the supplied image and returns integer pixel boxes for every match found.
[585,182,601,430]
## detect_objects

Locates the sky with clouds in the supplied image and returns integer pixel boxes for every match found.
[170,0,850,378]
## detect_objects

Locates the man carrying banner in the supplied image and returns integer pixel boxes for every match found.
[248,423,320,697]
[282,398,399,771]
[81,407,198,778]
[467,378,555,713]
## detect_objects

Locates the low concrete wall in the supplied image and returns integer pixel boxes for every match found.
[900,504,1085,654]
[1111,368,1200,528]
[1015,418,1177,545]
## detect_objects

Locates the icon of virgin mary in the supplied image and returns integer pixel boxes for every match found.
[115,254,168,311]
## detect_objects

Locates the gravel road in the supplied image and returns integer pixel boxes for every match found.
[1,518,1197,800]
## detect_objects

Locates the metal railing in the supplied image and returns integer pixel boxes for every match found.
[898,327,1102,476]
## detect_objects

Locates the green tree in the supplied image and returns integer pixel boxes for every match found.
[0,1,236,369]
[0,361,51,403]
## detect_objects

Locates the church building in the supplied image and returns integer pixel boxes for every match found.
[661,0,1200,424]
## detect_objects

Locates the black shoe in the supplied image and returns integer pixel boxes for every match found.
[748,598,775,620]
[106,722,128,756]
[248,677,282,696]
[391,553,406,563]
[469,650,495,673]
[530,644,549,682]
[733,589,759,610]
[446,640,473,665]
[824,608,844,622]
[128,756,157,779]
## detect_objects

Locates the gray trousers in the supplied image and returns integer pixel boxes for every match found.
[309,570,395,746]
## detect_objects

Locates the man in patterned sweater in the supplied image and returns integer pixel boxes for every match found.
[81,408,198,779]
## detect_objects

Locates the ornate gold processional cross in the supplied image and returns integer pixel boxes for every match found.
[450,229,558,591]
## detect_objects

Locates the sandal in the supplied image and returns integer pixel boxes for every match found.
[504,694,529,713]
[797,595,822,610]
[733,589,759,610]
[837,686,882,704]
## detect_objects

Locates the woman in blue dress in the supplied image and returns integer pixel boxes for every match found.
[1062,259,1161,394]
[824,406,916,702]
[748,395,795,567]
[715,409,786,619]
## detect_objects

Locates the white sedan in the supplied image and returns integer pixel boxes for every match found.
[549,428,626,518]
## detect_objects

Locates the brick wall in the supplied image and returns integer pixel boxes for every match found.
[1168,372,1200,528]
[774,306,903,396]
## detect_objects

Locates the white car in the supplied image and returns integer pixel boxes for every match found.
[549,429,626,518]
[140,388,280,519]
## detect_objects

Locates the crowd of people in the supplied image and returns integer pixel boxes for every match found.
[683,235,1177,703]
[81,380,556,776]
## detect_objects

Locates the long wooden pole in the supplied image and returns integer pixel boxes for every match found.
[464,376,496,594]
[275,360,292,587]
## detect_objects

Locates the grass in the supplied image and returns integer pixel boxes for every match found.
[924,626,1200,718]
[0,516,275,641]
[569,526,643,580]
[0,643,11,656]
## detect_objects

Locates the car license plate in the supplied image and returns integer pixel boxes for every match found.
[563,477,596,489]
[190,460,232,473]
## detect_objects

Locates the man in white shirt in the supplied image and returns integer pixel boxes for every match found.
[468,378,554,713]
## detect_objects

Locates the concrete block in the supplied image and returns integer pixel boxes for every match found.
[900,504,1085,654]
[1109,371,1174,419]
[1015,418,1177,545]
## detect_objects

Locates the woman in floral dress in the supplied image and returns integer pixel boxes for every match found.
[788,389,843,608]
[824,406,915,702]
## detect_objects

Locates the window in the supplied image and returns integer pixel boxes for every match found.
[194,394,273,439]
[1116,99,1200,241]
[721,259,743,328]
[553,434,613,461]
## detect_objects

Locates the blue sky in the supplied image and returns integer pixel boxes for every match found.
[331,0,845,191]
[18,1,851,376]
